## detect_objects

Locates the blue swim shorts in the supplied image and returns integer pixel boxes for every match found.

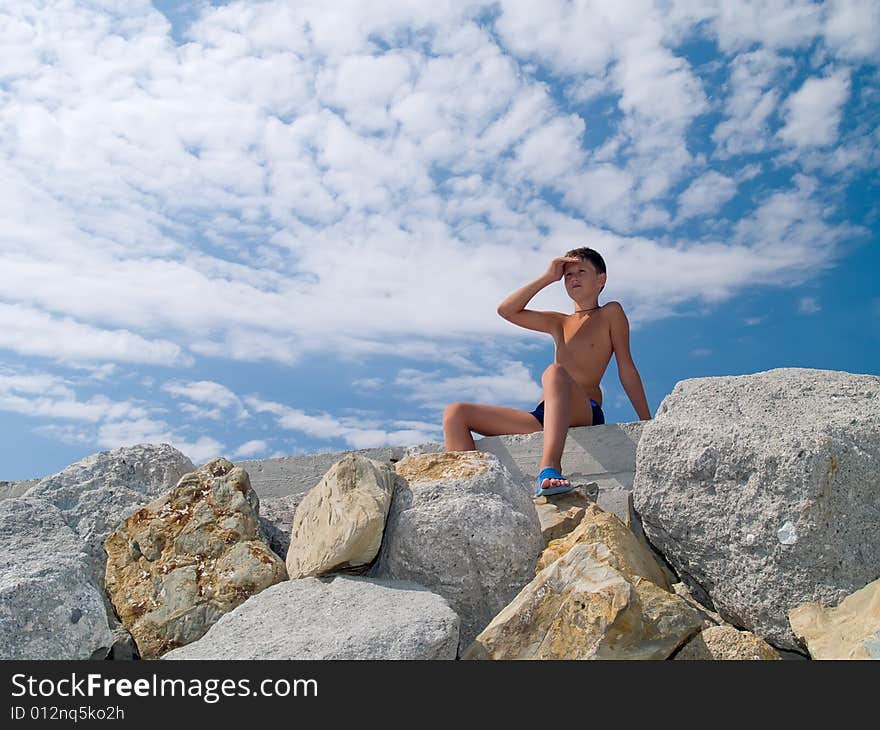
[529,398,605,427]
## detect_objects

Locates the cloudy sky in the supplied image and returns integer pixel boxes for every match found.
[1,0,878,480]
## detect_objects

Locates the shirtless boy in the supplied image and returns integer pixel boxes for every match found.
[442,247,652,497]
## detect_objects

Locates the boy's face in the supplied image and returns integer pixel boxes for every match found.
[563,259,604,296]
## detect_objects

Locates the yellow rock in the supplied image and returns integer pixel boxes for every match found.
[104,458,287,659]
[674,625,781,660]
[533,489,593,543]
[285,454,395,579]
[789,578,880,659]
[536,503,670,591]
[394,451,490,483]
[463,543,701,660]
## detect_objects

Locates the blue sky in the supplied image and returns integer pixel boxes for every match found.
[1,0,878,481]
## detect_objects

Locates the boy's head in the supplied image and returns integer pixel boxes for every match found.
[563,246,607,295]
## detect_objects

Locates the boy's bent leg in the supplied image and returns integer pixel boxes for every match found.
[538,364,593,490]
[442,402,543,452]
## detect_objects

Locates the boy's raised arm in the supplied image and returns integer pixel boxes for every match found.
[497,257,579,335]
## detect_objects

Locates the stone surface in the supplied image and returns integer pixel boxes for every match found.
[464,543,702,660]
[533,486,595,542]
[672,582,726,628]
[0,497,112,660]
[632,367,880,650]
[536,503,671,591]
[674,625,782,660]
[162,576,459,660]
[258,493,302,559]
[369,451,545,648]
[285,454,395,579]
[0,478,40,501]
[789,578,880,659]
[104,457,287,658]
[22,443,195,585]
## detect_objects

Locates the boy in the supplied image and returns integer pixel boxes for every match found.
[442,247,652,497]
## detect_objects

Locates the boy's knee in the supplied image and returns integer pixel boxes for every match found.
[442,402,467,424]
[541,363,570,382]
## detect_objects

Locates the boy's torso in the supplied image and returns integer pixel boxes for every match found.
[547,305,614,406]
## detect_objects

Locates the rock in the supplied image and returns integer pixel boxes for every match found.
[0,497,112,660]
[463,543,702,659]
[258,494,302,559]
[632,367,880,650]
[369,451,544,648]
[0,478,40,500]
[672,582,726,628]
[103,457,287,659]
[22,444,195,586]
[105,625,140,660]
[285,454,395,579]
[161,576,459,660]
[789,578,880,659]
[533,486,595,542]
[536,503,671,591]
[674,625,781,660]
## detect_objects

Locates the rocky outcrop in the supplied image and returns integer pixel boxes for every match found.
[104,457,287,658]
[536,503,671,591]
[162,576,460,660]
[285,454,395,579]
[789,578,880,659]
[369,451,544,648]
[22,444,195,586]
[464,543,702,659]
[533,486,595,542]
[0,497,112,659]
[632,367,880,650]
[674,625,781,660]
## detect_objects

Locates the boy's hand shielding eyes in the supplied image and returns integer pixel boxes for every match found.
[544,256,581,282]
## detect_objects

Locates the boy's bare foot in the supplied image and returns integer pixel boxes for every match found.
[535,467,573,496]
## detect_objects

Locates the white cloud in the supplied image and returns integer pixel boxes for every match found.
[677,171,738,221]
[394,360,543,411]
[161,379,250,418]
[712,49,792,158]
[0,370,151,423]
[667,0,824,54]
[244,395,440,449]
[232,439,269,458]
[0,302,190,367]
[779,70,852,148]
[798,296,822,314]
[824,0,880,60]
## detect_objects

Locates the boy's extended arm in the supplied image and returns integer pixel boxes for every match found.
[497,274,555,316]
[609,303,653,421]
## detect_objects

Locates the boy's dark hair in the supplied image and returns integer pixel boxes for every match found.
[564,246,606,293]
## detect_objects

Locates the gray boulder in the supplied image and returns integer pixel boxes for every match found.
[632,367,880,650]
[369,451,545,648]
[0,497,112,659]
[161,576,459,660]
[22,443,196,585]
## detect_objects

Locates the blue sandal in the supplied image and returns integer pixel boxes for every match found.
[535,467,573,497]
